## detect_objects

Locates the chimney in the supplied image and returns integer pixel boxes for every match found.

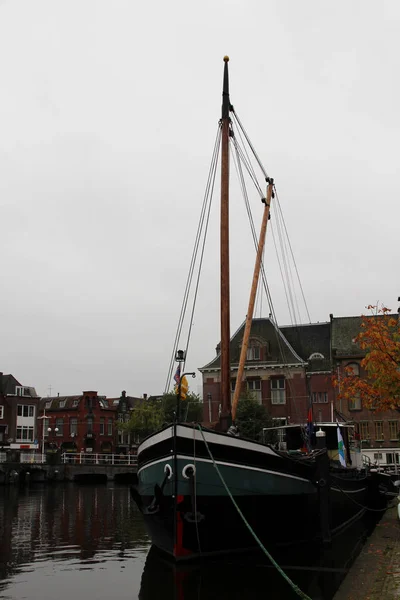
[143,393,148,400]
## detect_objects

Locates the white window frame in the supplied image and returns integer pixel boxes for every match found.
[107,419,113,436]
[246,345,260,361]
[271,378,286,405]
[374,421,384,441]
[247,379,262,404]
[360,421,369,440]
[0,406,4,419]
[389,420,398,441]
[70,418,78,436]
[100,418,105,436]
[16,426,34,442]
[59,400,66,408]
[17,405,35,418]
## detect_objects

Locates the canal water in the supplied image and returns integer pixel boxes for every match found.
[0,484,375,600]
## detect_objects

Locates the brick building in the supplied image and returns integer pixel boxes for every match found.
[200,318,333,428]
[331,314,400,466]
[38,391,116,455]
[0,372,40,455]
[200,313,400,468]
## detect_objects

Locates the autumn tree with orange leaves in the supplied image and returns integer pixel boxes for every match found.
[333,305,400,411]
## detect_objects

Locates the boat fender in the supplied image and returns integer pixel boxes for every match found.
[182,464,196,480]
[164,464,173,480]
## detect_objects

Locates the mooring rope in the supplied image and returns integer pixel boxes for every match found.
[196,424,312,600]
[331,476,393,512]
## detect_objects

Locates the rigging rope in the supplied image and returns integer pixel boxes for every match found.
[229,130,305,426]
[164,126,221,392]
[274,186,311,324]
[197,424,312,600]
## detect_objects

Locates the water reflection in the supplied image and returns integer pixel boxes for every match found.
[0,485,378,600]
[0,484,149,600]
[139,516,376,600]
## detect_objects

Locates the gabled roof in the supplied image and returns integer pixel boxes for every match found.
[200,318,305,371]
[280,322,331,372]
[0,373,22,395]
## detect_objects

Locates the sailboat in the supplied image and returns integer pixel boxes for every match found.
[132,58,380,561]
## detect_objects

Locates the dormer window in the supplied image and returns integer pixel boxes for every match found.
[59,400,66,408]
[45,401,52,409]
[247,343,260,361]
[73,400,79,407]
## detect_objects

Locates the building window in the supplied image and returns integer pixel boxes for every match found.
[70,418,78,436]
[374,421,384,441]
[16,386,31,397]
[373,452,383,461]
[271,378,285,404]
[59,400,66,408]
[87,417,93,433]
[312,392,328,403]
[389,420,398,441]
[16,426,34,442]
[360,421,369,441]
[107,419,113,436]
[348,395,362,411]
[73,400,79,407]
[17,405,35,418]
[0,406,4,419]
[247,379,262,404]
[246,344,260,361]
[55,418,63,436]
[100,418,105,435]
[387,453,400,465]
[346,363,360,376]
[45,401,52,409]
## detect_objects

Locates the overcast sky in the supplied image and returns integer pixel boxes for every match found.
[0,0,399,398]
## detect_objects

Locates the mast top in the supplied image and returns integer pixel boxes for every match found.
[222,56,230,119]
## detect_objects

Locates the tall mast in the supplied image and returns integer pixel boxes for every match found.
[231,182,273,421]
[220,56,231,431]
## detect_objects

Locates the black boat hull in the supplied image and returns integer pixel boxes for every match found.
[133,424,370,561]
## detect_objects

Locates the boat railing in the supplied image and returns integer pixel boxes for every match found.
[61,452,137,466]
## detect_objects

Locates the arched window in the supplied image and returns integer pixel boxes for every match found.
[246,341,260,361]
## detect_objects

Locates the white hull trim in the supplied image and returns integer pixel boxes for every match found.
[138,453,312,484]
[138,424,279,458]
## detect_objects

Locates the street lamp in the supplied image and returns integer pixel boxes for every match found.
[176,371,196,422]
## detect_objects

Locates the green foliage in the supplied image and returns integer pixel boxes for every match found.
[121,392,203,442]
[235,396,276,443]
[120,399,162,440]
[161,391,203,425]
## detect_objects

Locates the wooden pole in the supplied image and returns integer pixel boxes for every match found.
[220,56,231,431]
[231,182,273,421]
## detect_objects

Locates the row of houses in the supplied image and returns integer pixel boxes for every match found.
[1,312,399,465]
[0,373,144,457]
[199,313,400,466]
